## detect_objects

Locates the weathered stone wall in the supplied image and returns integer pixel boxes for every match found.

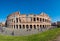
[6,12,51,30]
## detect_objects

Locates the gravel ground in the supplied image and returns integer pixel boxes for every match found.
[53,36,60,41]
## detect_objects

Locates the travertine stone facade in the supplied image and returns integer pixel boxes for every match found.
[6,12,51,30]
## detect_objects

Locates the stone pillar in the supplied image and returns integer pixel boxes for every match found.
[32,25,34,29]
[18,17,19,29]
[24,25,26,29]
[35,17,37,23]
[29,25,30,29]
[13,25,14,29]
[21,25,23,29]
[32,17,33,22]
[15,18,16,29]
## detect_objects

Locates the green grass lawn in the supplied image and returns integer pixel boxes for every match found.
[0,28,60,41]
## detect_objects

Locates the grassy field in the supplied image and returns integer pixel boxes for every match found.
[0,28,60,41]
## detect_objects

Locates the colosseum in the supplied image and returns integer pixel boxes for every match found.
[6,12,51,31]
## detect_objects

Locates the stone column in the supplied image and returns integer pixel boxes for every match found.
[32,25,34,29]
[25,25,26,29]
[15,18,16,29]
[35,17,37,23]
[32,17,33,22]
[18,17,19,29]
[28,25,30,29]
[13,25,14,29]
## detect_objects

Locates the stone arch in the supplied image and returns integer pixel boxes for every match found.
[26,25,29,29]
[16,25,18,29]
[33,17,36,21]
[19,25,21,29]
[34,25,36,29]
[37,25,39,28]
[43,18,44,22]
[23,25,25,29]
[30,25,32,29]
[37,17,39,21]
[40,18,42,22]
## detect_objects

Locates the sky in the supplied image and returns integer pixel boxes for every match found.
[0,0,60,22]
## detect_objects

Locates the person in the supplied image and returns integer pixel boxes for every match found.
[11,31,14,35]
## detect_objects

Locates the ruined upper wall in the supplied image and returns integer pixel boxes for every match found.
[7,11,51,20]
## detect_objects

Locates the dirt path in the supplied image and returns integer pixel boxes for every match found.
[53,36,60,41]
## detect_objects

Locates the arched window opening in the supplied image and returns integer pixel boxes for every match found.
[37,17,39,21]
[26,25,29,29]
[34,25,36,29]
[33,18,36,21]
[23,25,25,29]
[30,25,32,29]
